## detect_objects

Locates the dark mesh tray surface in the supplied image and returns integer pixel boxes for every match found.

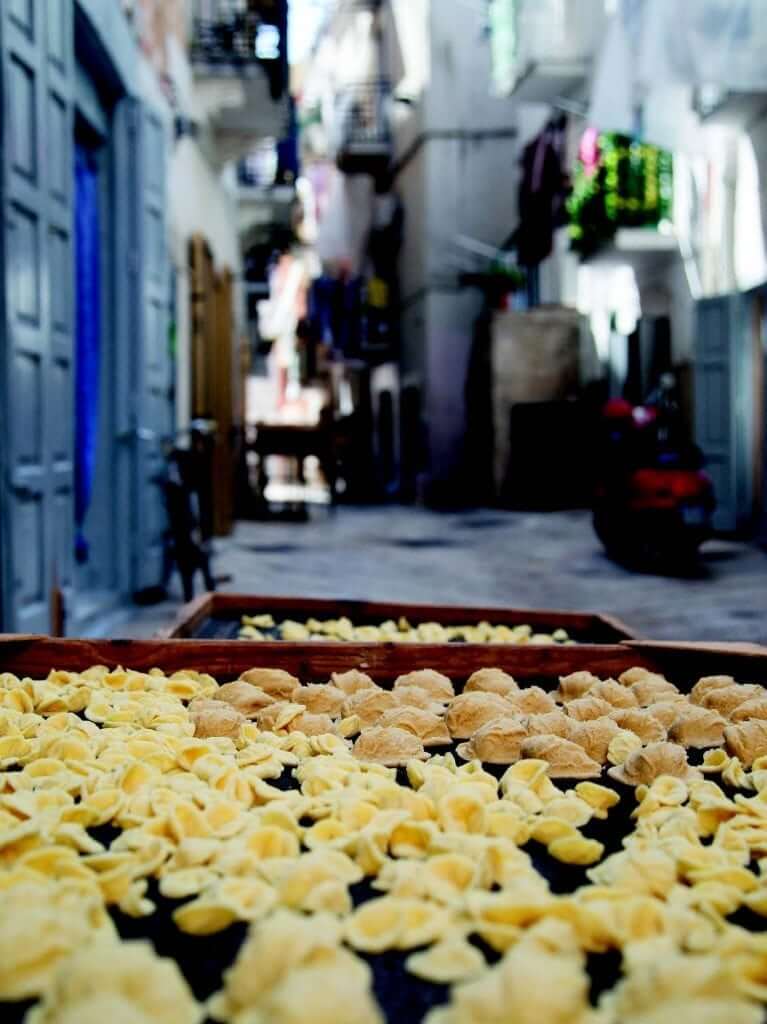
[6,758,764,1024]
[0,767,639,1024]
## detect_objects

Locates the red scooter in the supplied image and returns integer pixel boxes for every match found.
[593,376,716,568]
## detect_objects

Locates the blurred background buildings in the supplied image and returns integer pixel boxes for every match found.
[0,0,766,634]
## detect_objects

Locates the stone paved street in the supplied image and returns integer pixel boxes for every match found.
[109,506,767,643]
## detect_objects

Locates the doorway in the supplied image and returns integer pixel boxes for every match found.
[70,89,122,630]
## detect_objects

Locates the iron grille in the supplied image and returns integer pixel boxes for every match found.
[190,1,288,97]
[191,13,261,67]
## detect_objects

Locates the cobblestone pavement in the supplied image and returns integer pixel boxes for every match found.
[108,506,767,643]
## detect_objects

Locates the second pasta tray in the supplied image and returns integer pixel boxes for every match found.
[1,635,767,1024]
[160,592,637,645]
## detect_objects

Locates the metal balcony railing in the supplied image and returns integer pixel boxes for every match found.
[335,80,391,172]
[190,1,288,97]
[191,14,260,66]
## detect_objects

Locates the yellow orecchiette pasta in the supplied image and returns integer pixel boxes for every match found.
[2,659,766,1024]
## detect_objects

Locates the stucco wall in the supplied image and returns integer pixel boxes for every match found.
[397,148,428,308]
[168,138,243,431]
[169,140,242,271]
[423,289,483,495]
[391,0,517,498]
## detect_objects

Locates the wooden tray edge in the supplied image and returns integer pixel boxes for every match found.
[159,593,638,642]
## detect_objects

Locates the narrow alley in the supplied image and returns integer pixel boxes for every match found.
[116,506,767,642]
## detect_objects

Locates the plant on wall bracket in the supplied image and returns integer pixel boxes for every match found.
[568,130,673,257]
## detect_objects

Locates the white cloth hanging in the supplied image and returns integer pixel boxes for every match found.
[315,169,375,275]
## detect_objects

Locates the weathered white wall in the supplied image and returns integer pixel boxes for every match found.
[629,254,693,367]
[169,140,242,271]
[397,148,427,301]
[424,289,483,492]
[164,33,249,432]
[740,121,767,291]
[389,0,428,310]
[392,0,517,498]
[667,261,695,365]
[423,0,517,259]
[390,0,430,105]
[168,137,243,430]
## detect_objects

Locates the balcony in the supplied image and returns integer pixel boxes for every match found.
[190,0,289,164]
[334,80,392,175]
[190,1,287,78]
[236,141,296,242]
[490,0,607,102]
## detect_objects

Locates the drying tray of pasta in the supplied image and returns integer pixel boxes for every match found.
[2,638,767,1024]
[162,592,636,645]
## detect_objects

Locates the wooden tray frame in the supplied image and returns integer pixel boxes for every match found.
[1,635,765,688]
[159,592,637,645]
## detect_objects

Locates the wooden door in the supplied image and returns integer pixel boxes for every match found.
[0,0,75,632]
[189,234,215,420]
[189,236,235,536]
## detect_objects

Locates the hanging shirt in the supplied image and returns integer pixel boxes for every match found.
[515,116,570,268]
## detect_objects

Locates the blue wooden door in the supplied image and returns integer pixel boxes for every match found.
[0,0,74,632]
[694,295,739,532]
[114,98,172,595]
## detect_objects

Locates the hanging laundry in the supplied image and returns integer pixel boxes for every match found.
[515,115,570,268]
